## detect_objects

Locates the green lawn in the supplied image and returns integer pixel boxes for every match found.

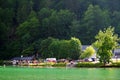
[0,66,120,80]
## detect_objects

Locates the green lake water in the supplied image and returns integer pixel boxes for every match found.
[0,66,120,80]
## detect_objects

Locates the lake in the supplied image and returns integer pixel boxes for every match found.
[0,66,120,80]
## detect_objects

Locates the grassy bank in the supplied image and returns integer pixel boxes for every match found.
[52,63,66,67]
[75,62,120,68]
[75,62,103,68]
[1,60,120,68]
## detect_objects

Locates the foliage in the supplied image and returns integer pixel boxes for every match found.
[69,37,82,59]
[93,27,120,65]
[41,9,75,39]
[0,60,4,65]
[80,46,95,59]
[16,12,40,55]
[1,0,120,59]
[80,4,110,44]
[111,62,120,67]
[70,20,80,38]
[21,46,34,56]
[52,63,66,67]
[41,37,81,59]
[40,37,57,58]
[75,62,103,67]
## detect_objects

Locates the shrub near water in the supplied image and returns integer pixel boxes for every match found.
[0,60,4,65]
[110,62,120,67]
[0,60,12,65]
[75,62,103,67]
[52,63,66,67]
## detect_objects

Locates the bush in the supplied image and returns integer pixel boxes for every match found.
[110,62,120,67]
[3,61,12,65]
[52,63,66,67]
[0,60,4,65]
[75,62,103,67]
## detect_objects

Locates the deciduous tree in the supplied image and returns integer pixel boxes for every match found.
[93,27,120,65]
[80,46,95,59]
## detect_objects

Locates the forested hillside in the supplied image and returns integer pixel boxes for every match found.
[0,0,120,59]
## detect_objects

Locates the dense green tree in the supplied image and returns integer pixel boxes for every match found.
[16,12,40,54]
[38,8,53,22]
[54,0,91,19]
[0,23,8,46]
[49,39,70,59]
[0,23,8,59]
[0,7,15,59]
[21,46,34,56]
[41,9,75,39]
[93,27,120,65]
[69,37,82,59]
[32,0,41,11]
[45,37,81,59]
[58,40,70,59]
[1,0,120,60]
[111,11,120,27]
[17,0,33,23]
[70,20,81,38]
[106,0,120,11]
[40,37,57,58]
[81,4,111,44]
[48,40,61,59]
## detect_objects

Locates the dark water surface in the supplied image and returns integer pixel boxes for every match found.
[0,66,120,80]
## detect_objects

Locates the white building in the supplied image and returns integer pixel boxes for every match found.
[113,49,120,58]
[46,58,57,62]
